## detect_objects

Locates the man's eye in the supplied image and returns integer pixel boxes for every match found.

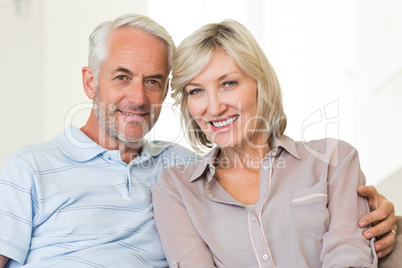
[116,75,127,80]
[148,80,160,85]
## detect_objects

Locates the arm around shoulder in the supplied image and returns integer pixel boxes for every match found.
[322,142,377,267]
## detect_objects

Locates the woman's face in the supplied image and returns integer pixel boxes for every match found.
[185,48,259,149]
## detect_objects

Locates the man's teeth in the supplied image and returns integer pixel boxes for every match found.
[212,115,239,128]
[121,111,140,116]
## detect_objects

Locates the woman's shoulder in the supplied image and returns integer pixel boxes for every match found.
[162,160,203,178]
[292,138,359,166]
[155,159,207,189]
[294,137,356,153]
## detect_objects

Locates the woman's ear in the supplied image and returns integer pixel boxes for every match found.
[82,67,96,100]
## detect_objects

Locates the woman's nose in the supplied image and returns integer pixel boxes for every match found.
[206,92,227,117]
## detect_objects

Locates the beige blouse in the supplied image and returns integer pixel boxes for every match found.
[152,136,377,268]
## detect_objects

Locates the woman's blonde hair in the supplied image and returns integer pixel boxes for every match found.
[171,19,286,152]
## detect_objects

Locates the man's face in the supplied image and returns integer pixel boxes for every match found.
[94,27,169,143]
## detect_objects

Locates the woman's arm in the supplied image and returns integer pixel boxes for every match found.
[322,142,376,267]
[358,185,397,257]
[152,168,216,268]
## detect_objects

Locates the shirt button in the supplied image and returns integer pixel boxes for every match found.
[262,254,269,261]
[263,165,269,170]
[272,151,277,157]
[251,216,256,222]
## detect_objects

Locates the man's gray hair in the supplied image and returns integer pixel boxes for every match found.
[88,14,175,84]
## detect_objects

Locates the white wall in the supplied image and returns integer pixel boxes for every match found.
[353,0,402,214]
[354,0,402,186]
[0,0,45,162]
[252,0,402,186]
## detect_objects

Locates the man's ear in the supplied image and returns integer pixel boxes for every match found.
[82,67,96,100]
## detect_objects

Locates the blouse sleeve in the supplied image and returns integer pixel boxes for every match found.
[321,141,377,267]
[151,167,216,268]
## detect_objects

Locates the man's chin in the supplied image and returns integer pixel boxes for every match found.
[103,124,150,145]
[115,134,141,142]
[116,132,146,144]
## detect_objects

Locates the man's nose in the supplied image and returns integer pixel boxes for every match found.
[127,81,146,106]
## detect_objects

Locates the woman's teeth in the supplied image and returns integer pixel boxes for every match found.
[211,115,239,128]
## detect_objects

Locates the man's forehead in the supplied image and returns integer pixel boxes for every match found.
[105,28,169,75]
[108,27,166,53]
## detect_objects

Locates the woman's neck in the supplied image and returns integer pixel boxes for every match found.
[217,137,271,170]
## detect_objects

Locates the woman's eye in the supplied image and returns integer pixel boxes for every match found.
[224,81,238,87]
[188,88,203,95]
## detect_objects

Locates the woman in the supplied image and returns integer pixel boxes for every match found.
[152,19,378,267]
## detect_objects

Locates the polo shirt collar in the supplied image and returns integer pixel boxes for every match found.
[55,126,172,163]
[130,140,173,165]
[142,140,172,158]
[188,135,300,182]
[53,125,108,162]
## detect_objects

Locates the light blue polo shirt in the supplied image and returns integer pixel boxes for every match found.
[0,126,198,267]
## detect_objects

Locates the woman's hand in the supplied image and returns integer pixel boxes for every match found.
[357,185,397,258]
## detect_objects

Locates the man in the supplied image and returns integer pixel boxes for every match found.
[0,14,397,267]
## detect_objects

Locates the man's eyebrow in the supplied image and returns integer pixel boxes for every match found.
[114,67,134,76]
[113,67,166,80]
[146,74,166,80]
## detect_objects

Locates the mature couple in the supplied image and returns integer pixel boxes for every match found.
[0,14,397,267]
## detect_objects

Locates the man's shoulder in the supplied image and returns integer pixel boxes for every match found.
[0,138,61,174]
[7,139,58,162]
[1,126,90,168]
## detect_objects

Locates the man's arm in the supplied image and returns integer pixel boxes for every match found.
[0,255,9,267]
[358,185,397,258]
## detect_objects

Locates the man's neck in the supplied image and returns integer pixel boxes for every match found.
[80,119,143,164]
[117,142,143,164]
